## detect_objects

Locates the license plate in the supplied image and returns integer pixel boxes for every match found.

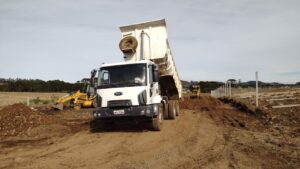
[113,109,125,115]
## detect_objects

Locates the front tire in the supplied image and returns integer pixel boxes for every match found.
[163,101,169,119]
[151,103,164,131]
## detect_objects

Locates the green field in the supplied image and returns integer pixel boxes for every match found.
[0,92,67,108]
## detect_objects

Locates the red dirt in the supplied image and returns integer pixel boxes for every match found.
[0,96,299,169]
[0,104,59,137]
[0,104,91,138]
[180,95,223,111]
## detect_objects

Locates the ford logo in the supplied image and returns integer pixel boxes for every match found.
[114,92,123,96]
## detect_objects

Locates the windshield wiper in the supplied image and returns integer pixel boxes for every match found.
[123,81,143,86]
[98,82,121,88]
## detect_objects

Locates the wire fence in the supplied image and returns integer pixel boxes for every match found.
[211,85,300,109]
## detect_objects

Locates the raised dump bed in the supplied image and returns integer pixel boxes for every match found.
[119,19,182,99]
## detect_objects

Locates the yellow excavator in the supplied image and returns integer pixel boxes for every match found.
[53,70,98,110]
[189,85,201,99]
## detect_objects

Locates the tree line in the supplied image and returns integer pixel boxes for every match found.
[0,78,84,92]
[0,78,299,93]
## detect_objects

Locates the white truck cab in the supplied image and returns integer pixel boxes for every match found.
[92,19,182,131]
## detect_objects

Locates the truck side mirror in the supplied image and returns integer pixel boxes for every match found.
[153,65,159,83]
[90,69,97,87]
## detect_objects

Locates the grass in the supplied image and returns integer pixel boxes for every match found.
[30,97,52,105]
[0,92,67,108]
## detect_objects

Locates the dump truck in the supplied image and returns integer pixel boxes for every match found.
[92,19,182,131]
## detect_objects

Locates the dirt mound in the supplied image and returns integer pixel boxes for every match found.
[266,107,300,127]
[0,104,58,137]
[180,95,223,111]
[0,95,299,169]
[219,97,266,118]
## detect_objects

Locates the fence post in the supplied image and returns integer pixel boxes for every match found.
[256,71,259,108]
[27,97,30,106]
[229,81,232,98]
[225,82,227,97]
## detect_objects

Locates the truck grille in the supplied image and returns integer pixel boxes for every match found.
[107,100,132,108]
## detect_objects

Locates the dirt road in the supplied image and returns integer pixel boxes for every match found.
[0,96,299,169]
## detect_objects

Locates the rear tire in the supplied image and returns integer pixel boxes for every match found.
[151,103,163,131]
[168,100,176,120]
[163,101,169,119]
[175,100,180,116]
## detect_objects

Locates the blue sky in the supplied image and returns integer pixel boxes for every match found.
[0,0,299,83]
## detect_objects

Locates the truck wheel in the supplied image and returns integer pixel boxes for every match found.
[175,100,180,116]
[119,36,138,54]
[163,101,169,119]
[151,103,163,131]
[168,100,176,120]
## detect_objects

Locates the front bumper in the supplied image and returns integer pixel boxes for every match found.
[93,104,159,119]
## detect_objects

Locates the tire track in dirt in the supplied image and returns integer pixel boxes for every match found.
[0,109,221,169]
[1,95,298,169]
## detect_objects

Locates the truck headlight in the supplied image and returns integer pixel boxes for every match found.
[153,105,158,113]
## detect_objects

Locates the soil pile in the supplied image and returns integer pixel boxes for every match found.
[0,104,57,137]
[0,95,299,169]
[180,95,223,111]
[266,107,300,126]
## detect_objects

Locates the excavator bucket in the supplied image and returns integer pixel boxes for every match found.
[52,103,64,110]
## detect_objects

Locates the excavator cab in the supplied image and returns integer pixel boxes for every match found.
[81,79,95,97]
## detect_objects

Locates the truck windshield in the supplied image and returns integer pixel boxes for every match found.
[98,64,147,89]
